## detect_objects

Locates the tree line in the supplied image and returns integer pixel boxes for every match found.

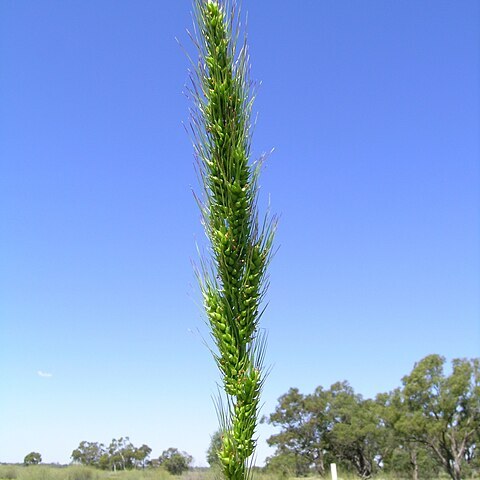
[263,354,479,480]
[70,437,192,474]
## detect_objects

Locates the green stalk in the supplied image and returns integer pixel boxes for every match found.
[187,1,275,479]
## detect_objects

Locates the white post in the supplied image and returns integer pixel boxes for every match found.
[330,463,338,480]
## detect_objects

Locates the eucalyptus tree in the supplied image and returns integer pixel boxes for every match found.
[23,452,42,466]
[319,383,382,479]
[159,448,193,475]
[71,441,106,468]
[394,355,480,480]
[187,1,275,479]
[135,444,153,469]
[265,383,384,479]
[376,390,441,480]
[265,387,326,476]
[207,430,223,467]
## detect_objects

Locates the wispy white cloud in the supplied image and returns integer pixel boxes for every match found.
[37,370,53,378]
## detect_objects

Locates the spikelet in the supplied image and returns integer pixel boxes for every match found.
[188,1,275,479]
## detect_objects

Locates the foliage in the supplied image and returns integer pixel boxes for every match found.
[264,388,324,476]
[135,445,153,470]
[206,431,223,467]
[377,390,441,479]
[23,453,41,466]
[71,438,152,471]
[393,355,480,480]
[324,385,383,478]
[265,354,480,480]
[108,437,138,471]
[71,442,106,468]
[188,1,275,480]
[265,383,383,478]
[264,451,307,478]
[158,448,192,475]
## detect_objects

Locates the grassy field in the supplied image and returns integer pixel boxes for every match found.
[0,466,461,480]
[0,466,312,480]
[0,465,173,480]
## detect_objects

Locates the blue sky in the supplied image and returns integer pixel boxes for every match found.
[1,0,479,467]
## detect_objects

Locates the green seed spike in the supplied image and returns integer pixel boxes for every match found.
[187,1,276,480]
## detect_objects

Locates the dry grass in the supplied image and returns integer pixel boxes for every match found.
[0,466,456,480]
[0,465,174,480]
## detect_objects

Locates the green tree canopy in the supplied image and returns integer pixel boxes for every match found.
[159,447,192,475]
[71,441,106,467]
[206,430,223,467]
[265,383,383,478]
[71,438,152,471]
[376,390,440,480]
[108,437,137,471]
[265,387,324,476]
[323,384,383,478]
[265,354,480,480]
[23,452,41,466]
[394,355,480,480]
[135,444,152,469]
